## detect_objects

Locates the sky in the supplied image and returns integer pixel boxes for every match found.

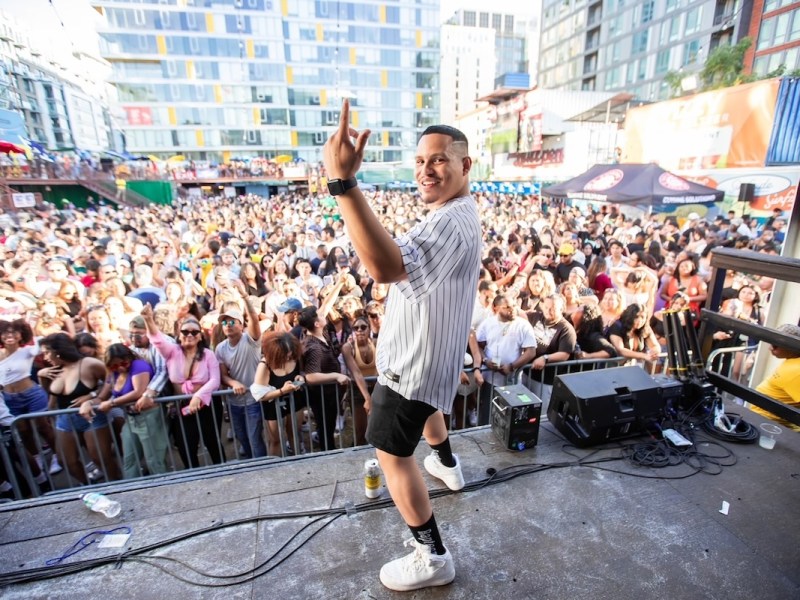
[0,0,100,58]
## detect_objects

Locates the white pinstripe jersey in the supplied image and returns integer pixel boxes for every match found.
[376,195,481,412]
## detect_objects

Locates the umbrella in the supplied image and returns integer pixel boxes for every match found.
[0,140,27,154]
[273,154,294,164]
[147,155,162,162]
[101,149,135,161]
[167,154,186,163]
[542,163,724,205]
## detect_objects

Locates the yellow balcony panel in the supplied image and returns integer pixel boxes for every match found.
[186,60,195,80]
[286,66,293,84]
[320,89,327,106]
[253,108,261,125]
[380,6,386,23]
[205,13,214,33]
[222,150,231,164]
[281,0,288,17]
[291,130,298,147]
[349,47,357,65]
[156,35,167,55]
[246,39,255,59]
[195,130,205,147]
[416,93,423,109]
[416,30,422,48]
[352,111,359,127]
[168,107,177,125]
[316,24,323,42]
[214,85,223,103]
[381,70,388,88]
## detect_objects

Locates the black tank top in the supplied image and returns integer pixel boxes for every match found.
[53,359,94,410]
[268,364,301,393]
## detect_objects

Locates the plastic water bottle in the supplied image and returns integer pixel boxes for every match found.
[364,459,382,499]
[82,492,121,518]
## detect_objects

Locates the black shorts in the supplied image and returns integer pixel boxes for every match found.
[366,383,436,457]
[261,392,307,421]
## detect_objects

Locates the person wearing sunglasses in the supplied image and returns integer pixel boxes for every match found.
[215,284,266,459]
[140,303,224,469]
[340,314,376,445]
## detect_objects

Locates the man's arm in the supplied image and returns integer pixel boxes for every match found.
[323,99,405,283]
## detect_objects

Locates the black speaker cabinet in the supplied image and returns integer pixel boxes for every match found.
[548,366,666,447]
[491,384,542,451]
[738,183,755,205]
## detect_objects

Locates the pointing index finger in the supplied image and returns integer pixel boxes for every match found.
[338,99,350,135]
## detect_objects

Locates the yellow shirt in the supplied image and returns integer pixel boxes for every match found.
[753,356,800,431]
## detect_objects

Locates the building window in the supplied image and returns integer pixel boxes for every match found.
[655,49,670,74]
[493,14,502,30]
[642,0,654,23]
[685,6,702,34]
[480,12,489,27]
[683,39,700,65]
[504,15,514,33]
[633,29,649,54]
[464,11,476,26]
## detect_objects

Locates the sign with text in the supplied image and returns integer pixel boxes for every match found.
[11,192,35,207]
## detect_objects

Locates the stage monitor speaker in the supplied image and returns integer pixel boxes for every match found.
[738,183,755,205]
[547,366,667,448]
[491,384,542,451]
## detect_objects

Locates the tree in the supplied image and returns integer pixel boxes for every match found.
[700,37,752,89]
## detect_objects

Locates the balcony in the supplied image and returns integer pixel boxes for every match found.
[713,12,735,28]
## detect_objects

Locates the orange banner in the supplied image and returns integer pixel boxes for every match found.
[623,79,780,170]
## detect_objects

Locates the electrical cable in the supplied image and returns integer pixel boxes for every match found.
[0,419,751,588]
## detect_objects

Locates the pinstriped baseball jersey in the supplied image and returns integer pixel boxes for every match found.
[376,195,481,412]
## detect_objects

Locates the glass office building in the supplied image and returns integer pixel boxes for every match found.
[93,0,440,164]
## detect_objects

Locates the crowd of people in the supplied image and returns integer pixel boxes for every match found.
[0,187,793,498]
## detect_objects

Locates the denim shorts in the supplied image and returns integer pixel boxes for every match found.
[365,384,436,457]
[4,385,49,416]
[55,410,109,433]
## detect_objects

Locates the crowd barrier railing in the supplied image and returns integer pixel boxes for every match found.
[1,358,639,502]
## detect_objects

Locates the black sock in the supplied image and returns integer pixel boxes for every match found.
[409,513,446,555]
[430,438,455,468]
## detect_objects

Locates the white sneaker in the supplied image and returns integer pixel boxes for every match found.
[379,539,455,592]
[468,409,478,427]
[424,452,465,491]
[49,455,63,475]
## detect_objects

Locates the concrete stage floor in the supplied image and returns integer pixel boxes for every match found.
[0,405,798,600]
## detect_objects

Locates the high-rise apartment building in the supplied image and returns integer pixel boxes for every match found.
[744,0,800,75]
[0,11,112,151]
[445,8,533,78]
[539,0,746,101]
[93,0,440,164]
[439,24,496,124]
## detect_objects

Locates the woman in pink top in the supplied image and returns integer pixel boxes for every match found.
[140,304,224,469]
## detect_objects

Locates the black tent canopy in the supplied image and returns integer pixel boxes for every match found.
[542,163,724,205]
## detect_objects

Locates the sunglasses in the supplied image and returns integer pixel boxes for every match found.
[180,329,202,337]
[353,325,369,331]
[367,313,381,319]
[220,320,237,327]
[129,332,147,339]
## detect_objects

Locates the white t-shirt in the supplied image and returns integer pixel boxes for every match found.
[476,316,537,385]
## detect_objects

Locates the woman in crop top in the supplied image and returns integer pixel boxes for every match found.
[79,343,168,479]
[0,319,60,475]
[39,333,121,484]
[340,314,376,446]
[251,332,306,457]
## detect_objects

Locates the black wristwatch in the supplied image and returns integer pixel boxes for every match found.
[327,177,358,196]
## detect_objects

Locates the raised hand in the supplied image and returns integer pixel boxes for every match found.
[323,99,371,180]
